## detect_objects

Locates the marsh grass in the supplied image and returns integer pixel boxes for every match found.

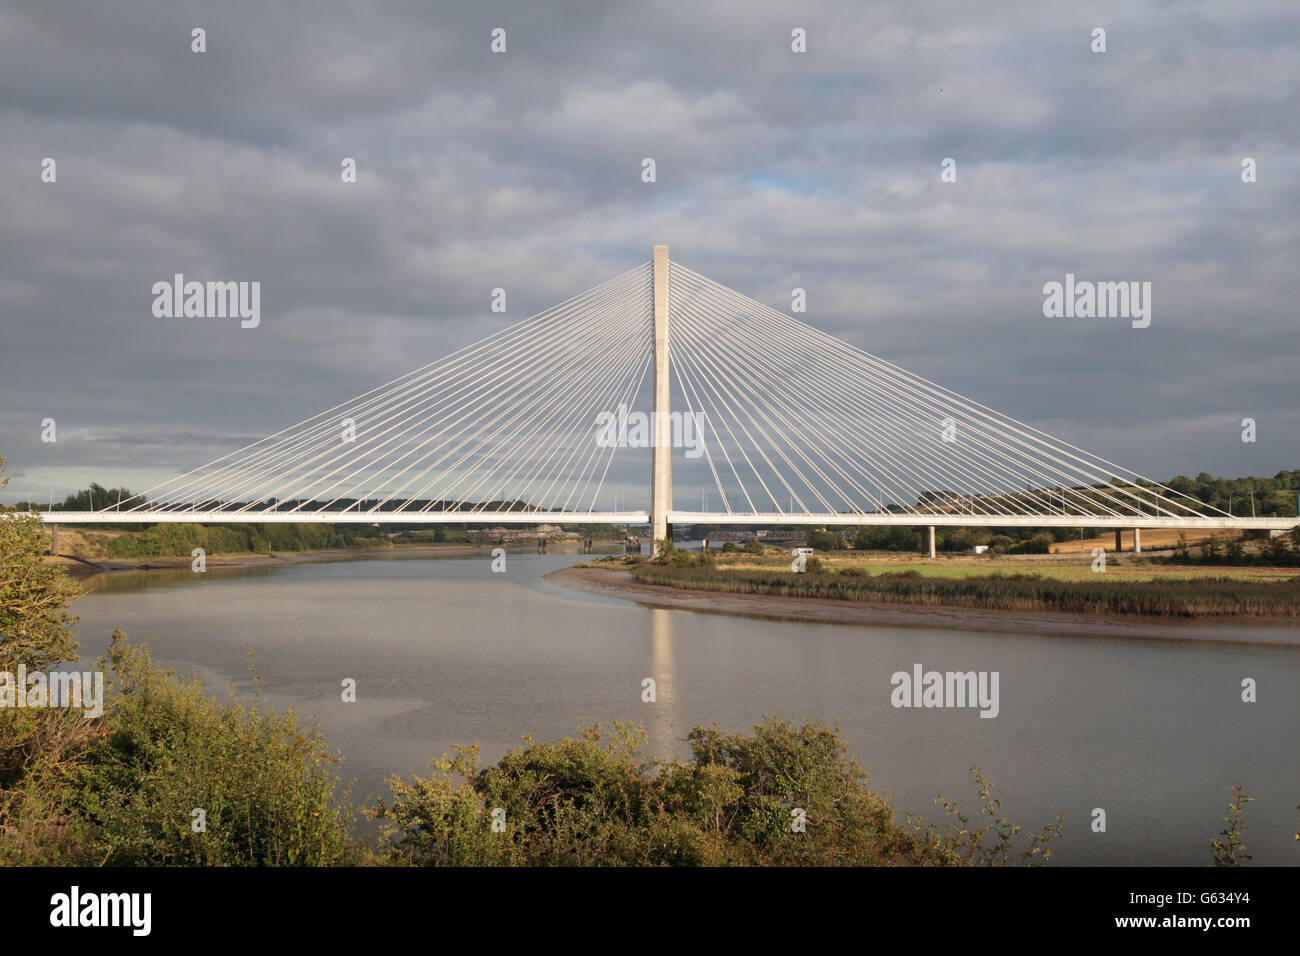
[631,563,1300,617]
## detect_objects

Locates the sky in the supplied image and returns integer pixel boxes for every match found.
[1,0,1296,508]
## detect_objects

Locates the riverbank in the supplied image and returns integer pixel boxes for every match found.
[547,566,1300,644]
[53,542,619,583]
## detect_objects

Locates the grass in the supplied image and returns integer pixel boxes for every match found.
[689,550,1300,583]
[616,561,1300,621]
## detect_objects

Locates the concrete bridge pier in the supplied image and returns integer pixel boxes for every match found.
[49,522,58,556]
[650,245,672,544]
[927,525,936,559]
[1134,528,1141,554]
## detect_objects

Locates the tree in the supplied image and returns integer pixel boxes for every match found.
[1009,534,1052,555]
[807,529,842,550]
[0,456,82,670]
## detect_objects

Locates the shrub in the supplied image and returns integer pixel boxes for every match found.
[59,633,360,866]
[373,717,954,867]
[942,528,979,553]
[854,527,921,552]
[907,767,1066,866]
[807,530,842,551]
[0,630,360,866]
[1010,534,1053,555]
[1210,786,1254,867]
[0,490,82,671]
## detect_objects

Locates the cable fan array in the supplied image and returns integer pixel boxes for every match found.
[113,255,1225,522]
[666,262,1224,521]
[118,264,654,517]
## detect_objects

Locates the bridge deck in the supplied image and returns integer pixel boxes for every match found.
[25,511,1297,531]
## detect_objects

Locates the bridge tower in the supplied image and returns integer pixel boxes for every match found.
[651,245,672,544]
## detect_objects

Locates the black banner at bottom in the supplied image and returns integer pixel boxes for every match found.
[2,865,1283,942]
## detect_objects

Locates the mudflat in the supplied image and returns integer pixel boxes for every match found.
[547,566,1300,645]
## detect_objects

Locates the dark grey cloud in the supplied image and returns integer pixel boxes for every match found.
[1,0,1297,507]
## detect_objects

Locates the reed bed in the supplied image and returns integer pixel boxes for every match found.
[630,565,1300,618]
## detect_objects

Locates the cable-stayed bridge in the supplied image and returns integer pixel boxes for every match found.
[35,246,1296,548]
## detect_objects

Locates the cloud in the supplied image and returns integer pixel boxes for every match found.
[1,0,1296,505]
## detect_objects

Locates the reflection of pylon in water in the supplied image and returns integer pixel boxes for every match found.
[647,609,678,763]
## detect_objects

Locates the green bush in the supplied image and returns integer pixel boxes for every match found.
[854,527,921,552]
[102,522,346,558]
[942,528,980,553]
[0,632,360,866]
[62,633,359,866]
[374,717,951,867]
[1010,534,1053,555]
[0,507,81,671]
[807,530,842,551]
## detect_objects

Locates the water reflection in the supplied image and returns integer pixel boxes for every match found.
[67,552,1300,865]
[647,608,679,760]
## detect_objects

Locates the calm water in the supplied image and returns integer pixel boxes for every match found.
[72,552,1300,865]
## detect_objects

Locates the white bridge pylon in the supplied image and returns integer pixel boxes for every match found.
[38,247,1295,533]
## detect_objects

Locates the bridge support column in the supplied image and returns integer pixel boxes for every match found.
[1115,529,1123,553]
[1133,528,1141,554]
[49,522,58,556]
[927,525,936,559]
[650,245,672,545]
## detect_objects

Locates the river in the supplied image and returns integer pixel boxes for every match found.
[71,550,1300,865]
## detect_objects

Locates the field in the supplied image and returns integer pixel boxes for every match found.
[600,546,1300,618]
[712,549,1299,584]
[1050,527,1227,554]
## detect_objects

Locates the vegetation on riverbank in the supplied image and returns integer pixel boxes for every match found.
[0,633,360,866]
[19,481,629,565]
[370,718,1051,866]
[5,640,1071,867]
[621,546,1300,617]
[0,458,1281,866]
[3,459,1062,867]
